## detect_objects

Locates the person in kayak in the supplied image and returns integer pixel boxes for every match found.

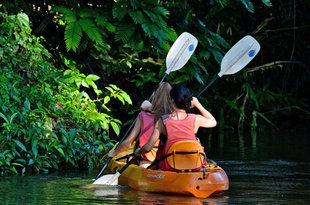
[108,82,174,168]
[134,84,216,171]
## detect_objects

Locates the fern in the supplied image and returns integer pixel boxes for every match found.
[79,19,104,46]
[54,6,113,52]
[145,9,167,29]
[153,6,170,18]
[64,21,82,52]
[141,21,160,38]
[94,15,115,33]
[115,21,136,43]
[128,10,145,24]
[208,31,230,49]
[164,27,177,42]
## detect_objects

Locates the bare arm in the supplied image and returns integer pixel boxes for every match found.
[135,118,166,155]
[191,97,217,132]
[108,116,141,157]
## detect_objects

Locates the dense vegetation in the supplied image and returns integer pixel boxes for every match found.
[1,0,309,175]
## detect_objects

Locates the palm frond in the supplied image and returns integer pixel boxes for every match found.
[64,21,82,52]
[115,21,136,43]
[79,19,104,46]
[153,6,170,18]
[128,10,145,24]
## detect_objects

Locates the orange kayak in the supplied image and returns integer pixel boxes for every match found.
[108,146,229,198]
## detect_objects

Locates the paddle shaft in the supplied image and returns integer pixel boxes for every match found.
[95,73,168,180]
[196,75,219,98]
[118,156,138,174]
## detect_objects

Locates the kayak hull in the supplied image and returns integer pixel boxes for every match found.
[108,148,229,198]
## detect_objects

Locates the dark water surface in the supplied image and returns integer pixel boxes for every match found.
[1,127,309,204]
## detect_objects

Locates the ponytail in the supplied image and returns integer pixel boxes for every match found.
[170,84,193,110]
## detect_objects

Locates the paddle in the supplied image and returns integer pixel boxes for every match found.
[94,32,198,183]
[196,35,260,98]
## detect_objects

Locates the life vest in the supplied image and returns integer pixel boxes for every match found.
[138,111,158,162]
[158,113,199,171]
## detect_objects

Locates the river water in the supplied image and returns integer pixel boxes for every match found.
[1,127,309,204]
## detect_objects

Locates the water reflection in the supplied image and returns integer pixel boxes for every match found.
[86,184,229,205]
[1,128,310,204]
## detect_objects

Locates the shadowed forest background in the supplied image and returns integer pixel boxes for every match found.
[0,0,309,175]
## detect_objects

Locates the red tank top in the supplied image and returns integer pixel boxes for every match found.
[138,111,155,161]
[159,113,197,171]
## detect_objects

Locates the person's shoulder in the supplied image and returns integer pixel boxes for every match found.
[188,113,197,118]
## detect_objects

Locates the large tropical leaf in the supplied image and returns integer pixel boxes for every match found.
[64,21,82,52]
[115,22,137,43]
[79,19,104,46]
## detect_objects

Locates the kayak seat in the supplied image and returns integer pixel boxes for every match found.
[166,140,206,172]
[143,139,159,162]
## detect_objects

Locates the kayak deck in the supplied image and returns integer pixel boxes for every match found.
[108,148,229,198]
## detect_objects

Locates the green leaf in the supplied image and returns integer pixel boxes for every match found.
[65,21,82,52]
[79,19,104,45]
[86,74,100,82]
[11,162,24,167]
[256,111,277,128]
[116,95,125,105]
[223,98,241,112]
[115,22,136,43]
[13,139,27,152]
[9,113,18,124]
[17,13,29,27]
[120,92,132,105]
[261,0,272,7]
[24,97,30,113]
[128,10,145,24]
[104,96,110,104]
[70,128,76,138]
[110,121,120,136]
[56,147,65,157]
[43,161,52,168]
[240,0,254,13]
[32,138,38,158]
[9,167,18,174]
[102,104,110,111]
[81,80,89,88]
[0,112,8,123]
[28,159,34,165]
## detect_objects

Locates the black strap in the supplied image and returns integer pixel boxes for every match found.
[115,153,134,163]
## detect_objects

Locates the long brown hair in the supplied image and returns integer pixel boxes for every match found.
[151,82,174,120]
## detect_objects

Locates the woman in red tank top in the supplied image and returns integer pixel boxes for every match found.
[135,84,217,171]
[108,82,174,167]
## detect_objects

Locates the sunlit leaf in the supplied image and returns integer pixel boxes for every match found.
[110,121,120,136]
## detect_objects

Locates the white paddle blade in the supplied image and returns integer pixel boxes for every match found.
[165,32,198,74]
[219,35,260,77]
[93,172,120,185]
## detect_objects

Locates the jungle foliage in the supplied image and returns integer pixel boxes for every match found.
[1,0,310,175]
[0,11,131,175]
